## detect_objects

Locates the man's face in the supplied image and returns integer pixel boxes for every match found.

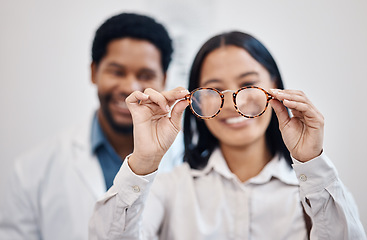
[91,38,166,134]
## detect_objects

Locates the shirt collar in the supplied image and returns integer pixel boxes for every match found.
[191,148,298,186]
[91,113,107,153]
[248,154,298,185]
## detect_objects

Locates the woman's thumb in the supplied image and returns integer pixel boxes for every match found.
[170,100,189,130]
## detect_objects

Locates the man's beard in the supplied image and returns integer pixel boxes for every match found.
[98,92,133,135]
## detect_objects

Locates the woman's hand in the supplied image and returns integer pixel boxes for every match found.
[269,89,324,162]
[126,87,189,175]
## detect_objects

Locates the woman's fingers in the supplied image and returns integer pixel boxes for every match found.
[270,89,309,103]
[270,89,317,114]
[162,87,189,102]
[269,98,290,130]
[124,87,191,175]
[170,99,189,130]
[126,87,190,123]
[143,88,171,113]
[137,87,189,112]
[269,88,324,162]
[160,87,190,129]
[270,89,324,127]
[126,91,149,105]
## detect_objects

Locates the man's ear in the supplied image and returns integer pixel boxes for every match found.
[91,62,97,84]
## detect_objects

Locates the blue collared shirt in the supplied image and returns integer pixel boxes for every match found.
[91,114,123,190]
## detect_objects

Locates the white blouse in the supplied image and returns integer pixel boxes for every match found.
[89,149,366,240]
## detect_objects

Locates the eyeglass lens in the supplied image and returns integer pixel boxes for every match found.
[191,89,222,118]
[190,88,268,118]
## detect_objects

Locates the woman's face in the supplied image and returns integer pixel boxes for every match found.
[199,45,276,148]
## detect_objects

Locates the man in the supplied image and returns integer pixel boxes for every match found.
[0,12,181,240]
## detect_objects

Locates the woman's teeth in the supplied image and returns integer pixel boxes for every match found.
[225,116,248,124]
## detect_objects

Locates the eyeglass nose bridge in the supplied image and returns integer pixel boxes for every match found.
[220,90,236,94]
[217,90,237,109]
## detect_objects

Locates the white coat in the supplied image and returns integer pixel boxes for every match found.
[0,114,183,240]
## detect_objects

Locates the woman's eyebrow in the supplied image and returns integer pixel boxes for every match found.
[236,71,259,80]
[201,79,222,87]
[202,72,259,86]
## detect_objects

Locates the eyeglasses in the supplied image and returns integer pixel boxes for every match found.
[185,86,273,119]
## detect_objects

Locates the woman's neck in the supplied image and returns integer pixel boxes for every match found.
[220,136,272,183]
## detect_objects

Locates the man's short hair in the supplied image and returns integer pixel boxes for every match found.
[92,13,173,72]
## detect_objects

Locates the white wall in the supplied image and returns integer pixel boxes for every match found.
[1,0,366,229]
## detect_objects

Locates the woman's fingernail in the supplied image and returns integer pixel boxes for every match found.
[180,89,190,94]
[271,89,283,95]
[270,89,278,93]
[166,105,171,112]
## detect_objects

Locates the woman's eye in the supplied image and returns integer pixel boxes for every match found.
[240,81,257,87]
[203,85,224,91]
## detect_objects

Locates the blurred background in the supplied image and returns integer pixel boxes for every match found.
[0,0,366,228]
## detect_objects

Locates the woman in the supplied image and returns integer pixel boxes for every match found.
[89,32,366,239]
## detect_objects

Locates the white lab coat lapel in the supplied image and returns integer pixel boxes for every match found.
[72,115,106,200]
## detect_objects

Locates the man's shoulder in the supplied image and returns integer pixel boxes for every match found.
[14,117,93,171]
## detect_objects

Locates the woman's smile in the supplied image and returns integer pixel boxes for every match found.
[220,115,253,128]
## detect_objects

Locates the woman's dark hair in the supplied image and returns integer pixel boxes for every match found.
[183,31,292,169]
[92,13,173,73]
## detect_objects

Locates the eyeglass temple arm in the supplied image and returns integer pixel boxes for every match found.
[173,94,191,105]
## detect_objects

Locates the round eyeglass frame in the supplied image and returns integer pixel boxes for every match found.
[185,86,273,120]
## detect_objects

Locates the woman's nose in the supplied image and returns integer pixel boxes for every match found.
[222,91,236,110]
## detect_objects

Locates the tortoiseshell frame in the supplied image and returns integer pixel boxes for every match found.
[184,86,273,120]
